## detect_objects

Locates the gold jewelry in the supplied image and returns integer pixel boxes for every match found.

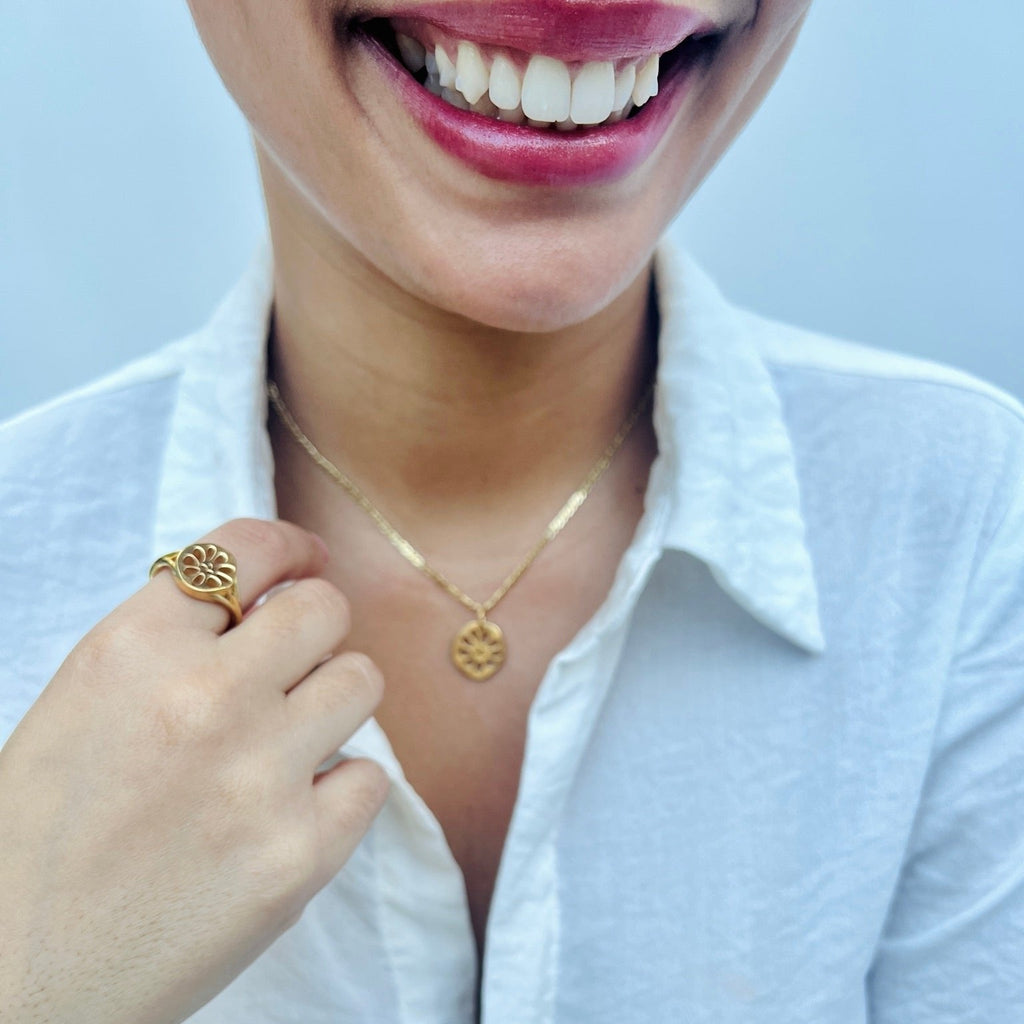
[149,543,243,627]
[267,380,652,681]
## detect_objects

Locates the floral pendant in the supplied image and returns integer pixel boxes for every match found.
[451,617,507,681]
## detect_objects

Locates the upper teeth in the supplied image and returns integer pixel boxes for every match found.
[395,33,663,129]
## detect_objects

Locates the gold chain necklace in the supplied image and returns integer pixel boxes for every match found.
[267,379,653,681]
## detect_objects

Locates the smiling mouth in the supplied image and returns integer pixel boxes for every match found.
[343,4,724,133]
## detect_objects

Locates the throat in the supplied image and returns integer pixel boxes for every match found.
[264,202,660,534]
[268,292,658,530]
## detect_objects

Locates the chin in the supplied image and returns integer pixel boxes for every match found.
[379,213,660,333]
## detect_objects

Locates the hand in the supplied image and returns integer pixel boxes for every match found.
[0,519,389,1024]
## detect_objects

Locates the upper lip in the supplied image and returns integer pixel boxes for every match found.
[350,0,723,63]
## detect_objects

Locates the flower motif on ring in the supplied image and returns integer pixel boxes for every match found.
[178,544,237,593]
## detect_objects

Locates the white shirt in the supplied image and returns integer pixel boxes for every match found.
[2,240,1023,1023]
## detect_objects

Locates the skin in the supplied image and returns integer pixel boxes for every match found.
[193,0,812,524]
[0,1,812,1021]
[0,521,390,1024]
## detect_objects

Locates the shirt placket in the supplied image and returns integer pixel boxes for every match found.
[479,496,671,1024]
[341,719,480,1023]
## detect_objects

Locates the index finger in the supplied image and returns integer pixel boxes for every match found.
[140,518,329,633]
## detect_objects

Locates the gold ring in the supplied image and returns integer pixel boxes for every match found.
[149,543,243,626]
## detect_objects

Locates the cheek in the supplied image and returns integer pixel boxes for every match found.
[750,0,815,51]
[674,0,811,177]
[185,1,250,71]
[187,1,312,123]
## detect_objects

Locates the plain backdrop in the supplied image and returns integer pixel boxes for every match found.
[2,1,1022,421]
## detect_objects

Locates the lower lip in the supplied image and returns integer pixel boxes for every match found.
[357,32,702,188]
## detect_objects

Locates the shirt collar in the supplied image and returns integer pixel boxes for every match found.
[153,237,824,655]
[152,241,277,557]
[652,242,825,653]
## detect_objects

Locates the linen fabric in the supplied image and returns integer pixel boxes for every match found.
[2,239,1023,1023]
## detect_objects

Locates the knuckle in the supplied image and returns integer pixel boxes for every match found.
[225,518,291,564]
[361,760,392,808]
[292,577,350,626]
[278,902,308,936]
[69,617,148,680]
[73,621,125,669]
[343,761,392,822]
[269,832,318,882]
[247,833,320,921]
[209,756,270,813]
[335,652,385,707]
[258,580,349,650]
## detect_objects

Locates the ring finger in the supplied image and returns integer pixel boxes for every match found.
[139,518,329,634]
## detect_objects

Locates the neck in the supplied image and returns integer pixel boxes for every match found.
[264,171,659,539]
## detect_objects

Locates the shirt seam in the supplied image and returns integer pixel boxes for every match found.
[761,358,1024,427]
[0,363,185,437]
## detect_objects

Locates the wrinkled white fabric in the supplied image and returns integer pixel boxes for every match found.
[2,239,1023,1023]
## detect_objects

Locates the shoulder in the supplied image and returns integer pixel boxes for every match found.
[0,242,273,492]
[744,310,1024,509]
[0,341,193,740]
[0,339,190,520]
[0,339,189,448]
[660,244,1024,489]
[748,309,1023,434]
[733,311,1024,648]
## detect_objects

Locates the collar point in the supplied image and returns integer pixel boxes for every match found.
[785,617,827,657]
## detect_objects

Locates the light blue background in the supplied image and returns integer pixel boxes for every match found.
[2,1,1022,420]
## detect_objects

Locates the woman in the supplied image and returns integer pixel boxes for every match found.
[1,0,1022,1021]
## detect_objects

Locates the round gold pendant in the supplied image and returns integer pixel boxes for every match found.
[452,618,507,681]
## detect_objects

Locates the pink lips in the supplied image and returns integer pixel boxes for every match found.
[353,1,719,188]
[381,0,718,62]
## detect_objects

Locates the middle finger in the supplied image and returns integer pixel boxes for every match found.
[220,576,352,693]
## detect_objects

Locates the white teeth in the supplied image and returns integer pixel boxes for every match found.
[521,54,572,123]
[396,33,426,74]
[607,101,634,123]
[441,86,470,110]
[570,60,616,126]
[455,41,489,104]
[613,64,636,113]
[488,54,522,111]
[497,104,526,124]
[470,93,499,117]
[413,35,667,129]
[435,46,457,89]
[632,53,660,106]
